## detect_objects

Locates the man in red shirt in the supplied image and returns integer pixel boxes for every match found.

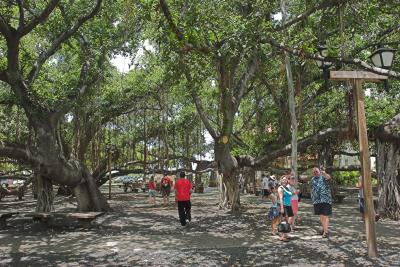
[174,171,192,226]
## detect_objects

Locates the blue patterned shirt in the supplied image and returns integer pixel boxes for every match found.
[311,176,332,204]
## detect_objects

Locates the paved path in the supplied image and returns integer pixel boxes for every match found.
[0,187,399,266]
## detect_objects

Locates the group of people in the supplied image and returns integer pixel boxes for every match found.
[148,172,193,227]
[265,167,333,241]
[146,167,333,231]
[147,174,174,205]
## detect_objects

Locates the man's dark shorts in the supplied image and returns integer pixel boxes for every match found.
[263,189,271,197]
[282,205,294,217]
[161,186,171,197]
[313,203,332,216]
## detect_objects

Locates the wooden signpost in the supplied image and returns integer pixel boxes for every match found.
[330,70,387,258]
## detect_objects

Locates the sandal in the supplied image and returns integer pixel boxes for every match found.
[322,232,329,238]
[279,237,289,242]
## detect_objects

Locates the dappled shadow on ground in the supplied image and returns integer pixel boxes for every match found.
[1,187,400,266]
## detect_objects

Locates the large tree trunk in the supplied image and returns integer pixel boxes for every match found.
[376,139,400,220]
[36,174,54,212]
[374,113,400,220]
[215,142,240,213]
[33,120,109,211]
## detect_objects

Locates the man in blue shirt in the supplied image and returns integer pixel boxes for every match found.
[310,167,332,238]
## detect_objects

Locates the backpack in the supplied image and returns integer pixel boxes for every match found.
[162,178,170,187]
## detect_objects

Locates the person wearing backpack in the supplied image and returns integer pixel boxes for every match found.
[160,173,173,206]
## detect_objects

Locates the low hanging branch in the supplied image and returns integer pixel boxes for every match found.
[264,37,400,78]
[236,127,354,168]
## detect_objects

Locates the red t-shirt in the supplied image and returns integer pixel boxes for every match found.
[161,176,172,187]
[148,182,156,190]
[174,178,192,201]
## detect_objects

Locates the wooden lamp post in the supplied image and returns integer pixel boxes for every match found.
[318,45,396,258]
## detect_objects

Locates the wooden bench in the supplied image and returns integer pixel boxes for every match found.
[0,212,19,229]
[26,212,104,229]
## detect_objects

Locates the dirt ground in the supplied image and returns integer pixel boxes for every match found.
[1,186,400,266]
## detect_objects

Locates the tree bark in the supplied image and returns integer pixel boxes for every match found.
[376,139,400,219]
[36,174,54,212]
[375,113,400,219]
[215,142,240,213]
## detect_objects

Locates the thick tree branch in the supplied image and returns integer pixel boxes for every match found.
[0,142,36,165]
[0,14,11,37]
[16,0,25,29]
[265,37,400,78]
[27,0,102,84]
[183,68,218,140]
[158,0,209,54]
[236,127,354,168]
[233,50,260,112]
[17,0,60,37]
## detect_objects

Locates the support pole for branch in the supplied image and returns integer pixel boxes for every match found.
[353,79,378,258]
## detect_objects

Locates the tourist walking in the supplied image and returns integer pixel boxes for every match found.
[161,173,173,205]
[148,176,157,205]
[310,167,332,238]
[174,171,192,226]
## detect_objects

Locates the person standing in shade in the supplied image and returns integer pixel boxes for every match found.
[310,167,332,238]
[174,171,192,226]
[160,173,173,206]
[288,175,300,229]
[262,174,270,198]
[148,176,157,205]
[277,175,294,241]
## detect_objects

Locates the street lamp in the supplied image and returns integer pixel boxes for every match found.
[369,46,396,92]
[327,46,395,257]
[369,46,396,69]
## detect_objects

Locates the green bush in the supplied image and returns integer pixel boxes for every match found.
[333,171,360,186]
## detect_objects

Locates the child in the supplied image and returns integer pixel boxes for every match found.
[148,176,156,205]
[268,186,280,235]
